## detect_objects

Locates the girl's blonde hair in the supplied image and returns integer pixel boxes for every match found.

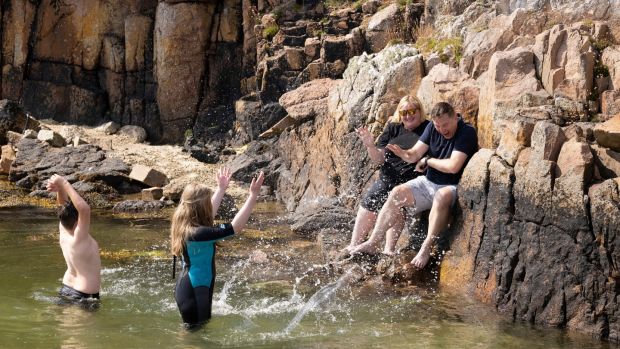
[170,183,214,256]
[391,95,426,123]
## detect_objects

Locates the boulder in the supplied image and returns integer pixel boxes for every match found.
[601,90,620,116]
[416,64,480,127]
[142,187,163,201]
[279,78,339,122]
[460,9,545,78]
[496,119,535,166]
[304,37,321,61]
[0,144,16,174]
[361,0,380,14]
[284,47,306,71]
[6,131,22,145]
[538,25,594,104]
[320,28,364,65]
[289,200,354,235]
[99,121,120,135]
[477,47,547,148]
[37,129,66,147]
[366,46,425,125]
[233,98,285,144]
[594,113,620,152]
[530,121,566,162]
[227,140,278,184]
[112,200,166,213]
[23,129,37,139]
[591,144,620,179]
[365,4,403,53]
[129,164,169,187]
[259,115,297,139]
[8,138,133,201]
[118,125,147,143]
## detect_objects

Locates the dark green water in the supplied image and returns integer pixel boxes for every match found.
[0,206,612,349]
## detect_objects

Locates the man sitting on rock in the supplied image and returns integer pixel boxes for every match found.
[47,174,101,308]
[351,102,478,268]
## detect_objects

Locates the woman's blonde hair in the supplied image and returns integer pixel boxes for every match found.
[170,183,214,256]
[391,95,426,123]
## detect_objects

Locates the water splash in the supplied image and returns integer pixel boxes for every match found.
[282,268,354,334]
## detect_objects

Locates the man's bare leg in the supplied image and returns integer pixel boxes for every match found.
[382,209,405,255]
[411,186,454,268]
[342,207,378,253]
[352,184,415,254]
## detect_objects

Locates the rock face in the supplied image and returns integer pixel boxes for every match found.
[0,1,245,143]
[497,0,620,20]
[477,47,547,148]
[417,63,479,126]
[154,2,213,142]
[441,120,620,342]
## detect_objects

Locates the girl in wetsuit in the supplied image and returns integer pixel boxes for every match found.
[170,168,264,328]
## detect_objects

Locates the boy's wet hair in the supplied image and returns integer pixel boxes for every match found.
[58,201,78,230]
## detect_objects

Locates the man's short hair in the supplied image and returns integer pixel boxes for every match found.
[430,102,456,119]
[58,201,78,230]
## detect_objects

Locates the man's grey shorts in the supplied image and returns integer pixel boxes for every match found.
[404,176,457,216]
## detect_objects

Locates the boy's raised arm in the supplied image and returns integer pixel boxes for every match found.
[47,174,91,238]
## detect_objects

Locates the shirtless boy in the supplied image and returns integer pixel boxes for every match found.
[46,174,101,306]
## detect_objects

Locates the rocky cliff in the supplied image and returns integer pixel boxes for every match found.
[1,0,620,342]
[229,0,620,342]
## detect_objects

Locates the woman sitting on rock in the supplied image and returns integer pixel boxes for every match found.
[342,95,429,256]
[170,168,264,329]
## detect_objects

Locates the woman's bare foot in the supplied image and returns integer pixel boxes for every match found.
[410,246,431,269]
[350,240,381,255]
[381,249,395,257]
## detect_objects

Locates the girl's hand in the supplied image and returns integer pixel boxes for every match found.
[355,127,375,148]
[249,171,265,197]
[215,167,232,190]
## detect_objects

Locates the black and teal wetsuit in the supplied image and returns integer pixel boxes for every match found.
[174,223,235,327]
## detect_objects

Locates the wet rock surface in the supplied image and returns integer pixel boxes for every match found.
[442,125,620,342]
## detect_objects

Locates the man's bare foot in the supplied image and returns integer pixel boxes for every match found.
[410,248,431,269]
[350,240,381,255]
[341,245,354,253]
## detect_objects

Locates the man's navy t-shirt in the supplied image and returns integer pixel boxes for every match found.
[376,120,429,182]
[419,118,478,185]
